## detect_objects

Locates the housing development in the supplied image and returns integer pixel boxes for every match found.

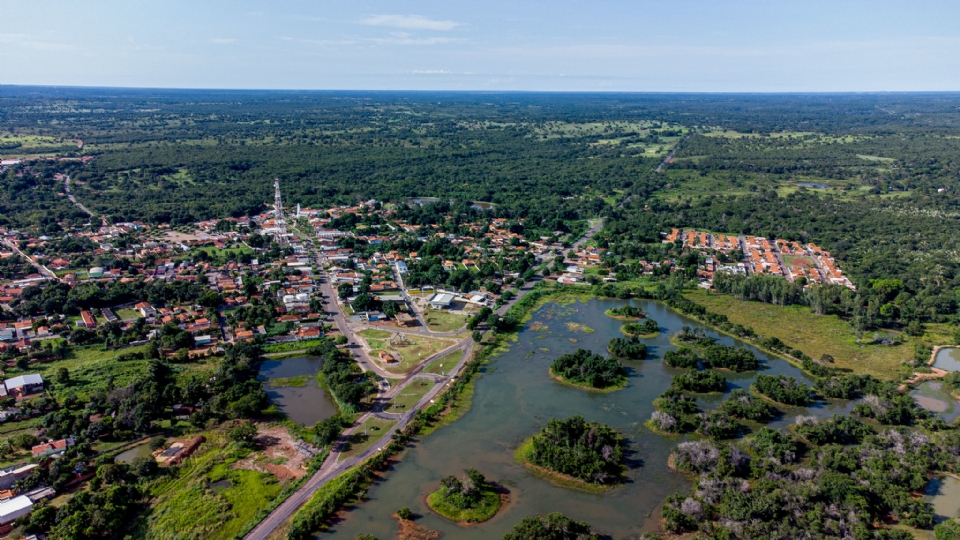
[664,228,855,289]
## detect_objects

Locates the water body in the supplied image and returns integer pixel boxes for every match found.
[926,475,960,524]
[933,348,960,372]
[912,381,960,424]
[320,298,856,539]
[114,442,154,464]
[257,356,338,427]
[797,182,829,189]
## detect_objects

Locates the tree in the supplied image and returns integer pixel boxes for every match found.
[228,420,258,446]
[396,507,412,520]
[503,512,596,540]
[55,367,70,385]
[352,293,376,312]
[337,282,353,300]
[129,456,158,478]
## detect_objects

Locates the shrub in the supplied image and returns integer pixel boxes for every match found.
[527,416,625,485]
[502,512,597,540]
[749,427,797,463]
[697,410,740,439]
[701,344,760,372]
[607,337,647,360]
[663,347,700,369]
[752,375,810,406]
[672,370,726,393]
[549,349,625,389]
[793,415,872,445]
[719,389,776,422]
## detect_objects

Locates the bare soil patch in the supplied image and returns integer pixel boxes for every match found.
[233,424,308,482]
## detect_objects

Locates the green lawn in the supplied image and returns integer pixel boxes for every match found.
[386,379,436,412]
[423,309,469,332]
[684,290,951,380]
[424,350,463,374]
[115,308,142,320]
[339,417,397,461]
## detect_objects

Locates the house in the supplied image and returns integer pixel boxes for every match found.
[31,436,75,458]
[4,374,44,400]
[135,301,157,318]
[428,293,455,309]
[0,464,38,490]
[0,495,32,526]
[79,310,96,329]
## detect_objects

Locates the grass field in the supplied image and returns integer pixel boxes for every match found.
[387,379,436,412]
[781,255,815,268]
[137,432,283,540]
[357,329,456,374]
[423,309,469,332]
[339,417,397,460]
[684,290,952,380]
[115,308,142,320]
[424,350,463,374]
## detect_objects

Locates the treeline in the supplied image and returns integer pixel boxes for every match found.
[307,340,376,413]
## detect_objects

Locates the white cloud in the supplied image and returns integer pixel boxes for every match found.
[360,14,462,31]
[210,38,237,45]
[369,36,464,46]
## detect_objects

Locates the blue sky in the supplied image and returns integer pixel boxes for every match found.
[2,0,959,91]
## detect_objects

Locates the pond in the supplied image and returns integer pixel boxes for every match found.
[933,348,960,372]
[911,381,960,424]
[926,475,960,524]
[319,298,858,539]
[797,182,828,189]
[114,442,154,464]
[257,355,338,427]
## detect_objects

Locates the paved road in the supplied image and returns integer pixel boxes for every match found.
[243,339,473,540]
[0,238,58,281]
[495,218,604,317]
[63,175,95,217]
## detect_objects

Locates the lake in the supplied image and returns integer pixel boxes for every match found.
[257,355,339,427]
[319,298,857,539]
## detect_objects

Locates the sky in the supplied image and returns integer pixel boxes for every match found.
[2,0,959,92]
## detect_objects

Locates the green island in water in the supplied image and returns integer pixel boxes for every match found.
[426,468,502,523]
[548,348,628,392]
[515,415,627,492]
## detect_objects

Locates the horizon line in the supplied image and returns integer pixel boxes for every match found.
[3,83,960,96]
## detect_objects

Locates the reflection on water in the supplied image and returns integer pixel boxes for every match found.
[926,475,960,523]
[912,381,960,424]
[320,298,858,539]
[257,356,338,427]
[934,348,960,372]
[114,443,154,464]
